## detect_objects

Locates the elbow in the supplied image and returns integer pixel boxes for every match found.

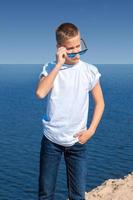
[35,90,45,99]
[102,100,105,112]
[97,99,105,111]
[103,102,105,111]
[101,98,105,108]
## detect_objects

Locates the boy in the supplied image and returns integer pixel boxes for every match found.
[36,23,105,200]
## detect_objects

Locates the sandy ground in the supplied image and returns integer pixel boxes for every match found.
[85,172,133,200]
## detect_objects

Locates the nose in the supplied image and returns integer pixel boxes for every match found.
[72,47,79,53]
[73,53,80,59]
[75,54,80,59]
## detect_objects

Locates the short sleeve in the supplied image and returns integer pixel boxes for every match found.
[39,62,55,80]
[88,64,101,91]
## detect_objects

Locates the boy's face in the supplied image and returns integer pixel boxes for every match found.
[58,33,81,65]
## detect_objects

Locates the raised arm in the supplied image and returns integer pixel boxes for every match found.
[35,46,67,99]
[35,63,61,99]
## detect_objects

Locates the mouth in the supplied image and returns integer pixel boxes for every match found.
[71,57,79,61]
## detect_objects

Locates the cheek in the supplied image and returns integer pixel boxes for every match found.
[65,56,71,61]
[77,46,81,51]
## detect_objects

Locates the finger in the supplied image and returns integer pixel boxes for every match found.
[57,49,67,57]
[73,133,82,138]
[60,51,67,58]
[78,141,84,144]
[57,47,67,52]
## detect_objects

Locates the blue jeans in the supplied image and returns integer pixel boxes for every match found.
[38,135,87,200]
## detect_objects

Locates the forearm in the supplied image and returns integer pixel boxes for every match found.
[36,63,61,99]
[87,101,105,136]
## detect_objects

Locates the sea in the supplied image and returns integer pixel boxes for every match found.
[0,64,133,200]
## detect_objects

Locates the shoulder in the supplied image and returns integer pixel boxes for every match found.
[41,61,56,76]
[42,61,56,71]
[80,60,100,74]
[39,61,55,79]
[80,60,101,91]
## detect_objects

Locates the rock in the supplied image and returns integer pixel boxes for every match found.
[85,173,133,200]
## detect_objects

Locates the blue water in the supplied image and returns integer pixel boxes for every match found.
[0,64,133,200]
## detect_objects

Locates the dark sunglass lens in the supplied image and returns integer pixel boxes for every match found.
[79,51,85,55]
[68,53,76,58]
[79,49,88,55]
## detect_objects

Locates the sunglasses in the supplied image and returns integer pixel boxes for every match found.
[67,38,88,58]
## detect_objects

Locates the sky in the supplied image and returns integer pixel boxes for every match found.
[0,0,133,64]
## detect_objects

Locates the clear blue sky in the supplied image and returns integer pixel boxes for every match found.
[0,0,133,64]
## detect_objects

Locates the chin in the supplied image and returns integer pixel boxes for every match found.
[71,58,80,64]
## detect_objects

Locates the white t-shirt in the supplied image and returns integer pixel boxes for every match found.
[39,60,101,147]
